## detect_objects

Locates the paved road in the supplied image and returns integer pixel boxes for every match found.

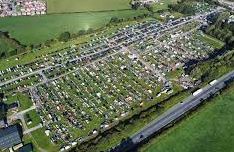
[111,70,234,152]
[219,0,234,10]
[23,123,43,135]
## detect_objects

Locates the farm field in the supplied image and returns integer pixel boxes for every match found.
[142,85,234,152]
[46,0,131,14]
[0,9,148,45]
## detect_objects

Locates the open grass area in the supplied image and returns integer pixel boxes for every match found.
[151,0,178,12]
[142,85,234,152]
[25,110,42,128]
[23,127,58,152]
[0,9,148,45]
[46,0,131,14]
[5,92,33,111]
[198,33,225,49]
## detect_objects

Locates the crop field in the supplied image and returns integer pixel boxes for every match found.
[46,0,131,14]
[0,9,148,45]
[142,85,234,152]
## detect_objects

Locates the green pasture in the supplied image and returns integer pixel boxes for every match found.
[142,85,234,152]
[46,0,131,13]
[0,9,148,45]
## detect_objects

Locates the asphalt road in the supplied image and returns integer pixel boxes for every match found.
[111,70,234,152]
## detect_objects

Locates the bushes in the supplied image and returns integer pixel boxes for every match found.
[190,49,234,82]
[58,32,71,42]
[168,2,196,15]
[206,12,234,47]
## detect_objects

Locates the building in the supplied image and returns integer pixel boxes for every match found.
[0,124,23,150]
[18,143,33,152]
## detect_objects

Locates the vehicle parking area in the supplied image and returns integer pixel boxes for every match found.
[0,8,221,149]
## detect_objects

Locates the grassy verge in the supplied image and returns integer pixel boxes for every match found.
[197,33,225,49]
[141,83,234,152]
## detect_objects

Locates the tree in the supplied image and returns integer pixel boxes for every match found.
[145,3,154,12]
[110,17,120,23]
[131,2,140,10]
[0,52,6,59]
[59,32,71,42]
[78,30,86,36]
[0,102,7,121]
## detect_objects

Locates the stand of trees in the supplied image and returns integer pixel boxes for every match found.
[168,0,218,15]
[190,49,234,83]
[168,2,196,15]
[0,32,25,59]
[0,93,7,121]
[206,12,234,47]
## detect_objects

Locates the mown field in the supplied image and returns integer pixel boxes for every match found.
[46,0,131,13]
[0,9,148,45]
[142,85,234,152]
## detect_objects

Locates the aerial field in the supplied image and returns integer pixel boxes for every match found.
[0,9,148,45]
[46,0,131,13]
[142,85,234,152]
[0,0,179,46]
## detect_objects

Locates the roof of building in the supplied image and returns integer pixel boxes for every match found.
[18,143,33,152]
[0,124,22,149]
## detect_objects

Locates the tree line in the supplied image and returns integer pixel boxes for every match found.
[206,12,234,48]
[0,32,25,59]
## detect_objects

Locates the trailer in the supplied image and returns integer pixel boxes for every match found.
[192,89,203,96]
[209,80,218,85]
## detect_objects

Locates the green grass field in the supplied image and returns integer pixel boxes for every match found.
[6,93,33,111]
[198,33,225,49]
[152,0,178,12]
[0,10,148,45]
[46,0,131,14]
[142,85,234,152]
[25,110,42,128]
[23,127,58,152]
